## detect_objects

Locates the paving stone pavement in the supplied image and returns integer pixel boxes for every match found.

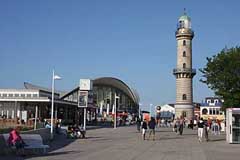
[1,126,240,160]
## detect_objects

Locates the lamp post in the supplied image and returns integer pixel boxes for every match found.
[149,104,153,117]
[50,70,61,140]
[139,103,142,119]
[114,93,120,129]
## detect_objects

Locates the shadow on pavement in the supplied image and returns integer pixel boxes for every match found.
[47,133,77,152]
[26,150,80,159]
[209,138,225,142]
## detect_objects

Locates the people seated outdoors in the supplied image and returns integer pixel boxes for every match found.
[44,120,51,128]
[8,126,27,156]
[55,119,61,134]
[67,124,86,139]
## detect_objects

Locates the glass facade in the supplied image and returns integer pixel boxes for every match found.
[63,85,138,114]
[93,85,136,114]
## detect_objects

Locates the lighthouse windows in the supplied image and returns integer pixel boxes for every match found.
[182,94,187,100]
[183,51,186,57]
[183,63,186,68]
[183,40,186,46]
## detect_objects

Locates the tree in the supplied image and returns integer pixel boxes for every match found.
[199,46,240,109]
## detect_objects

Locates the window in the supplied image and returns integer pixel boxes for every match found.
[182,111,187,117]
[15,94,19,97]
[182,94,187,100]
[179,21,184,28]
[209,108,212,115]
[33,94,38,98]
[27,94,31,98]
[202,108,208,115]
[20,94,25,98]
[183,40,186,46]
[9,94,13,97]
[213,108,216,115]
[183,63,186,68]
[3,94,7,97]
[183,51,186,57]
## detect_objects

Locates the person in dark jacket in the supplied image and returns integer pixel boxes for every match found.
[178,116,184,135]
[148,117,156,140]
[136,118,141,132]
[141,119,148,140]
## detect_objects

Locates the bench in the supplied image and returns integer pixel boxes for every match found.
[2,134,49,154]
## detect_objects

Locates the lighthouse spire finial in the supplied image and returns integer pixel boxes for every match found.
[183,8,187,15]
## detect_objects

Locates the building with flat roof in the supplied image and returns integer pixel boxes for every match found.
[0,77,139,125]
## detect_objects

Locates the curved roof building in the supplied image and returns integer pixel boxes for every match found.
[62,77,140,114]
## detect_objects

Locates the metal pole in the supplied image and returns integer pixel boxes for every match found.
[34,106,38,130]
[83,91,88,131]
[50,70,55,140]
[139,103,141,119]
[55,106,58,120]
[83,108,86,130]
[149,104,152,117]
[114,105,117,129]
[114,93,117,129]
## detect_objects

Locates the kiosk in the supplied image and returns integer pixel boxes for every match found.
[226,108,240,143]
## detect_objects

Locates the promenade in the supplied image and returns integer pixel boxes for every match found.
[1,126,240,160]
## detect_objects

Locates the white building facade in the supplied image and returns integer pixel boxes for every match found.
[200,97,225,120]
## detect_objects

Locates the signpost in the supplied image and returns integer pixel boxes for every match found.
[79,79,92,131]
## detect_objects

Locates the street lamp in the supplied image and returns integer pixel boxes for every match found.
[114,93,120,129]
[149,104,153,117]
[139,103,142,119]
[50,70,61,140]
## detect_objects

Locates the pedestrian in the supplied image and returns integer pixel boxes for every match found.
[204,120,209,142]
[197,118,204,142]
[55,119,61,134]
[173,119,178,133]
[141,119,148,140]
[188,119,194,130]
[136,118,141,132]
[148,117,156,140]
[179,116,184,135]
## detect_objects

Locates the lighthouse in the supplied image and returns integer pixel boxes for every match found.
[173,11,196,120]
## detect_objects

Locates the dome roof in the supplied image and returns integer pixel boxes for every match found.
[179,15,191,22]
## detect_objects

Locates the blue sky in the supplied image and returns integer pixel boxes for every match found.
[0,1,240,111]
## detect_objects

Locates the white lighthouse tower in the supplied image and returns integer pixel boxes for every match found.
[173,11,196,120]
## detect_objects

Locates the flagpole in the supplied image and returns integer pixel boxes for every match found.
[50,70,55,140]
[114,93,117,129]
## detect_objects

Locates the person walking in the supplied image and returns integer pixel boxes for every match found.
[141,119,148,140]
[204,120,209,142]
[197,118,204,142]
[148,117,156,140]
[136,118,141,132]
[173,118,178,133]
[179,116,184,135]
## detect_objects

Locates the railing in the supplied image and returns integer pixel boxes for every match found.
[0,96,48,99]
[175,28,194,36]
[173,68,196,74]
[200,103,223,107]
